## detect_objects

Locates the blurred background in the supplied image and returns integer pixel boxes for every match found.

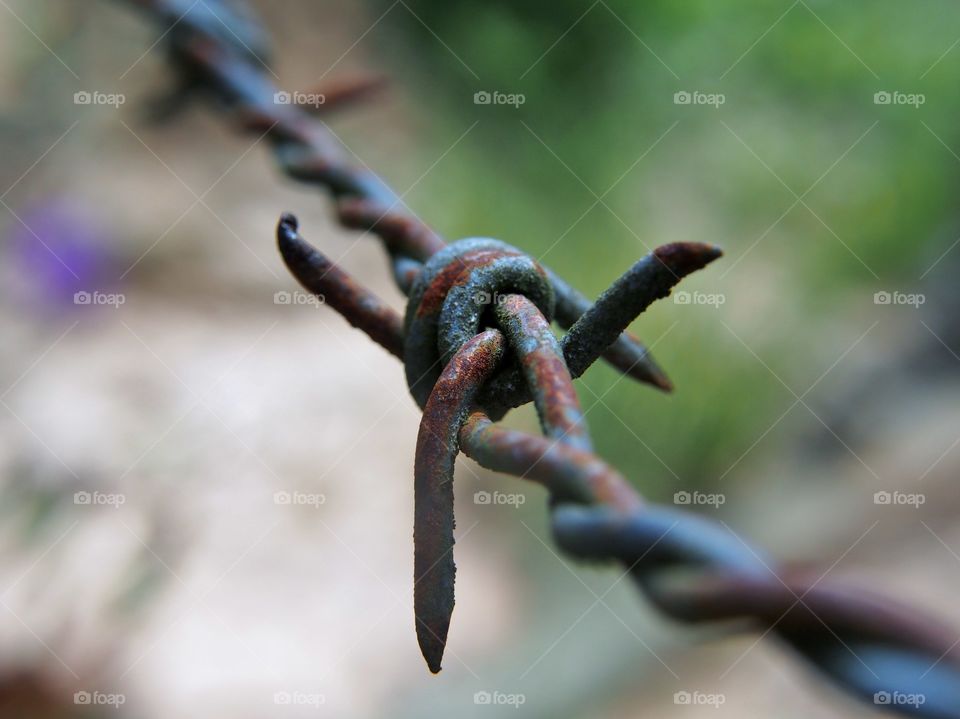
[1,0,959,716]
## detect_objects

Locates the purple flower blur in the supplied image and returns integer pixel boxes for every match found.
[8,199,121,312]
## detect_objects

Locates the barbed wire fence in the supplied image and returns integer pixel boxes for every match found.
[115,1,960,715]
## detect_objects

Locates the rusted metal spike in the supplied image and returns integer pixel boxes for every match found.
[547,269,673,391]
[474,242,720,417]
[413,329,504,673]
[597,339,673,391]
[561,243,723,379]
[296,75,388,115]
[276,214,405,358]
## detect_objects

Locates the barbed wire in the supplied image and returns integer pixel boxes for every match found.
[118,1,960,715]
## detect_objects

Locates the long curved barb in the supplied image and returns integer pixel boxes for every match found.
[120,1,960,715]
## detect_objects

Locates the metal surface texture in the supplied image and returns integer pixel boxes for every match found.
[119,2,960,715]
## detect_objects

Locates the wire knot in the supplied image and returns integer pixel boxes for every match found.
[403,238,555,408]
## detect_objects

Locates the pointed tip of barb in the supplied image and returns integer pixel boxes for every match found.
[278,211,299,235]
[653,243,723,276]
[647,364,674,393]
[416,622,447,674]
[601,335,674,392]
[277,213,323,279]
[305,74,390,113]
[277,213,304,254]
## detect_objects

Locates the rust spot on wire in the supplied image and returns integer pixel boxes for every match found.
[415,249,506,320]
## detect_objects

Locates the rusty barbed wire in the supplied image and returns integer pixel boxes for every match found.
[118,1,960,716]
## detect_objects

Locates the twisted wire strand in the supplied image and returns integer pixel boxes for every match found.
[118,1,960,716]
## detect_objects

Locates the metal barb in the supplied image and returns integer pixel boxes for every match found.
[117,2,960,716]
